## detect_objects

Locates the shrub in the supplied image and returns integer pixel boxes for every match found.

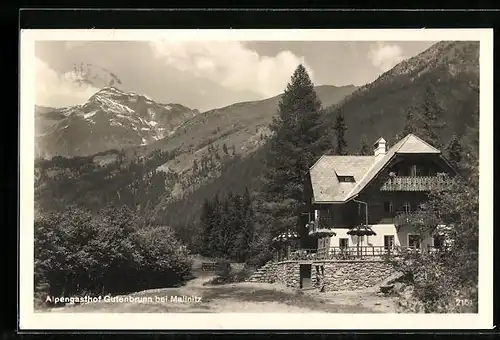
[34,206,192,306]
[386,175,478,313]
[246,231,273,267]
[134,226,193,288]
[388,246,478,313]
[34,206,101,297]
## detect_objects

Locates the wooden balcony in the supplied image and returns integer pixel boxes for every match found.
[394,211,440,228]
[380,175,452,191]
[275,246,441,262]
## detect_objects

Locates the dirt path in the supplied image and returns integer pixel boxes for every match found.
[43,275,399,313]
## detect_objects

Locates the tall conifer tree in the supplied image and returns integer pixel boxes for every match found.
[358,134,371,155]
[445,134,463,170]
[402,108,417,135]
[333,108,348,155]
[259,64,327,239]
[414,83,445,148]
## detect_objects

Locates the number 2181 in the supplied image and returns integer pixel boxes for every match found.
[456,298,474,307]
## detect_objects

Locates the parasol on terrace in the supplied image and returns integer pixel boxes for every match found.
[347,224,377,257]
[347,225,376,237]
[272,229,299,261]
[272,229,299,243]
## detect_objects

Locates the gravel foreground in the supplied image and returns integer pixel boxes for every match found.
[39,275,400,313]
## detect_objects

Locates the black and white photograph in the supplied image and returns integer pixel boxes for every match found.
[20,29,493,330]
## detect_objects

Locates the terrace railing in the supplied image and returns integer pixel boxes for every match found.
[380,175,452,192]
[278,245,441,262]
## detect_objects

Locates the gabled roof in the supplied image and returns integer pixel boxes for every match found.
[309,155,374,202]
[309,134,443,203]
[396,134,440,154]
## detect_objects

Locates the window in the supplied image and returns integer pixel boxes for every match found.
[402,201,411,212]
[384,235,395,249]
[415,166,422,176]
[383,201,394,213]
[433,236,443,249]
[339,238,349,249]
[338,176,355,183]
[408,234,421,249]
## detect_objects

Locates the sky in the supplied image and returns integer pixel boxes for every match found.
[35,40,437,112]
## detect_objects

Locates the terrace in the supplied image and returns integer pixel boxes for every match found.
[274,245,441,262]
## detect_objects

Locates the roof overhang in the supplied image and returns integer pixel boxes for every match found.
[311,195,358,205]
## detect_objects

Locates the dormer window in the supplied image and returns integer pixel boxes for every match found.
[338,175,355,183]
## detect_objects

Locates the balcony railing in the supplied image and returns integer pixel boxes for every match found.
[380,175,452,191]
[394,211,440,228]
[275,245,441,262]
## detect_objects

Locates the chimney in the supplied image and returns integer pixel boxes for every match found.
[373,137,387,161]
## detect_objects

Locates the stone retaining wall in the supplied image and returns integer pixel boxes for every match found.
[320,260,394,291]
[256,260,395,291]
[257,261,300,288]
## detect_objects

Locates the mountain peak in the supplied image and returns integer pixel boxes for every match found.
[93,86,129,97]
[36,87,199,158]
[97,86,123,93]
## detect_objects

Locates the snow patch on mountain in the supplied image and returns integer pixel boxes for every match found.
[83,110,97,119]
[93,95,134,113]
[110,120,123,127]
[36,86,200,157]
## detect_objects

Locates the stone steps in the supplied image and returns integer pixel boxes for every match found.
[246,261,275,282]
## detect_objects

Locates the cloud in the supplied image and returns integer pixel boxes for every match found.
[368,43,407,72]
[149,40,314,98]
[35,57,99,107]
